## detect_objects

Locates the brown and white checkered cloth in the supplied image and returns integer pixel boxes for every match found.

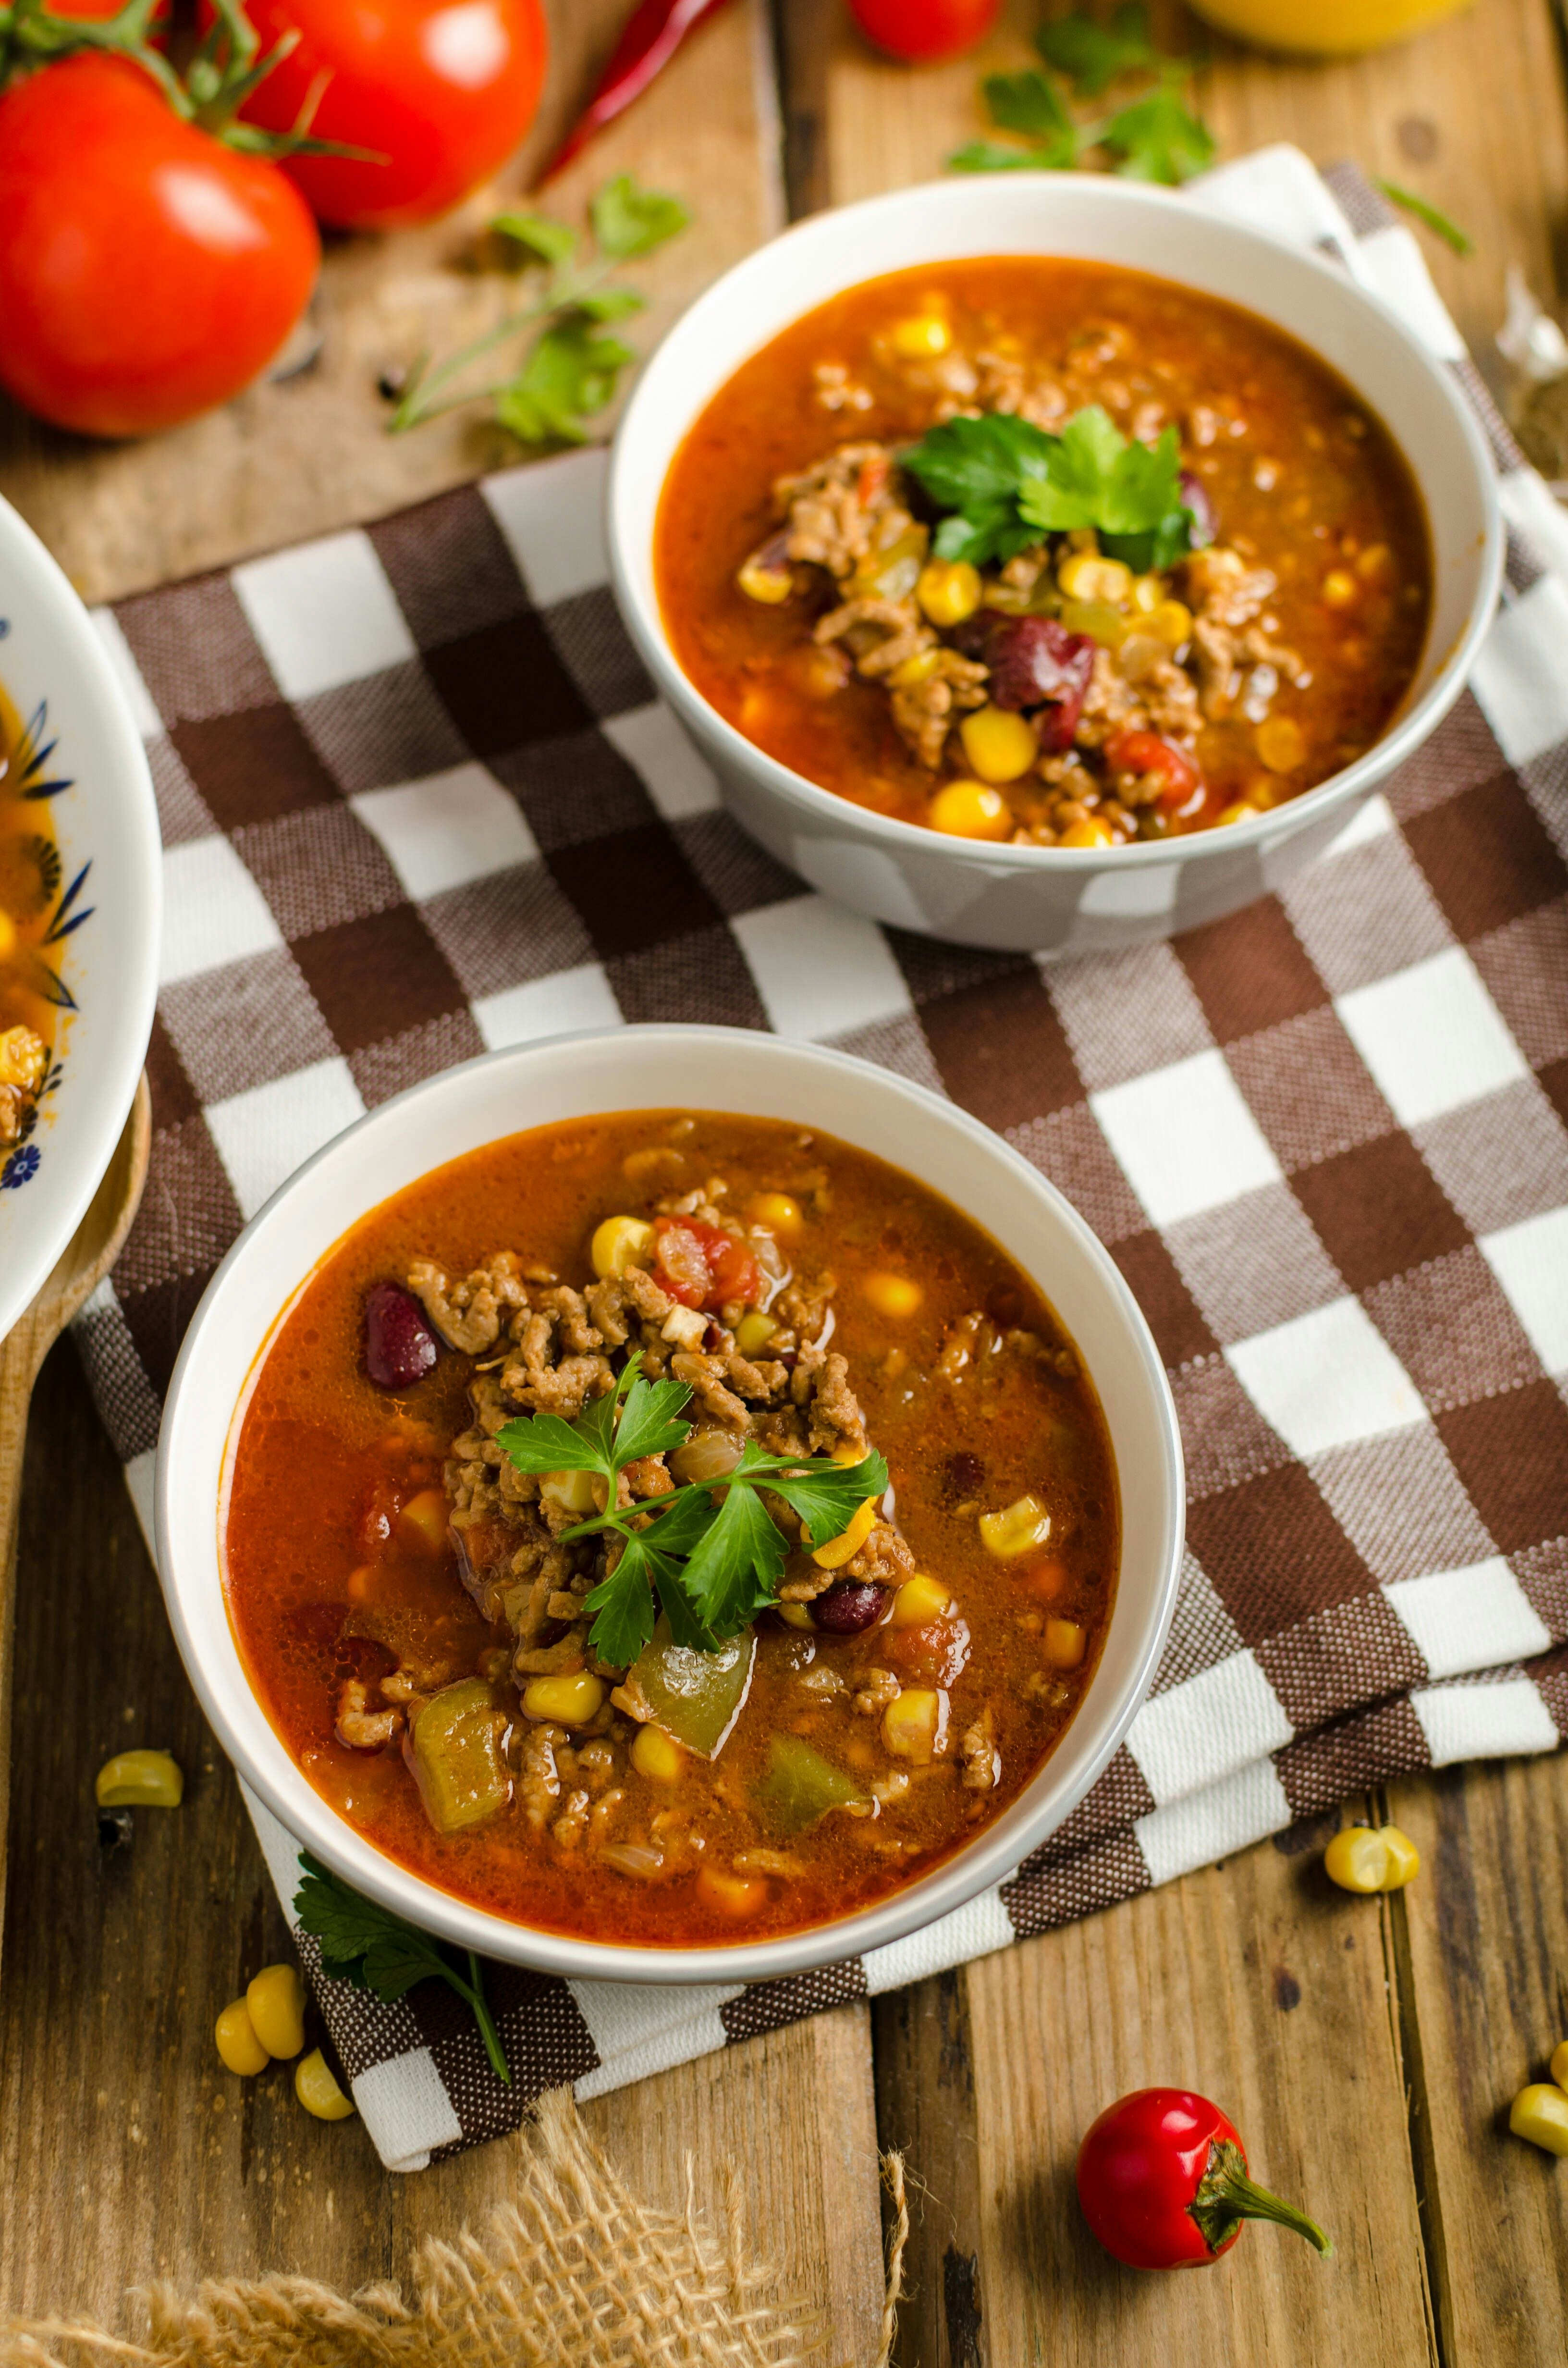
[71,149,1568,2168]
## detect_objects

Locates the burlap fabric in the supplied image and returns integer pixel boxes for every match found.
[62,149,1568,2167]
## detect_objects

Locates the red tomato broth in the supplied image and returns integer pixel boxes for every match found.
[223,1111,1119,1947]
[655,258,1432,844]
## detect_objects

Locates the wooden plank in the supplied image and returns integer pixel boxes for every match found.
[875,1813,1437,2367]
[0,0,784,604]
[782,0,1568,385]
[1387,1753,1568,2368]
[0,1342,886,2355]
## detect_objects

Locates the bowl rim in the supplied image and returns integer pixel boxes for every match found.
[156,1023,1187,1986]
[607,170,1504,875]
[0,493,161,1341]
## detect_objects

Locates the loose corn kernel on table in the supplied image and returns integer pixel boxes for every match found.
[3,2,1568,2360]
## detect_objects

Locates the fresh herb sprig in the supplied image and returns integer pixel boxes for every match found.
[497,1354,888,1666]
[294,1851,511,2085]
[904,404,1197,574]
[1373,179,1473,257]
[950,5,1214,189]
[389,173,690,444]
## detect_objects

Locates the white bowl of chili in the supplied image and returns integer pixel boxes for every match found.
[0,493,160,1342]
[157,1025,1184,1985]
[607,173,1501,954]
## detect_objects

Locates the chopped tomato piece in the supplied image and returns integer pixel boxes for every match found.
[1106,729,1203,811]
[886,1614,971,1687]
[856,454,890,506]
[654,1216,760,1313]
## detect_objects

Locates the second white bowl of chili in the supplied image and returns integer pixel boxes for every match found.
[608,173,1501,955]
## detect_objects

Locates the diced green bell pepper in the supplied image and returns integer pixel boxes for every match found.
[756,1735,867,1837]
[628,1621,754,1760]
[408,1678,508,1834]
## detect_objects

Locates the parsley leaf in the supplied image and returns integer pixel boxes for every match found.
[294,1852,511,2084]
[492,210,578,268]
[765,1451,891,1549]
[494,319,637,446]
[980,69,1078,159]
[612,1367,696,1466]
[906,406,1197,576]
[495,1407,608,1474]
[1036,2,1160,95]
[677,1442,790,1637]
[906,414,1063,565]
[1100,86,1215,185]
[591,173,691,260]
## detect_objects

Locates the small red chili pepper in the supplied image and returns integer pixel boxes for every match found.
[1076,2089,1332,2271]
[539,0,735,183]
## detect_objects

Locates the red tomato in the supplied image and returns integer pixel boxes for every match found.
[654,1217,760,1314]
[0,56,318,439]
[1105,729,1204,812]
[224,0,549,231]
[847,0,999,63]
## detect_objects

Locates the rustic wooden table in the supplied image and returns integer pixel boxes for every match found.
[3,4,1568,2361]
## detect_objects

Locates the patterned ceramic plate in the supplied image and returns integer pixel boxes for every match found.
[0,495,160,1342]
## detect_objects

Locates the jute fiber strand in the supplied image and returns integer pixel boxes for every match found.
[0,2093,906,2368]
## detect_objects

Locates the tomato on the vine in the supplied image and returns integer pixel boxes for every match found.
[0,55,319,439]
[846,0,999,63]
[225,0,549,231]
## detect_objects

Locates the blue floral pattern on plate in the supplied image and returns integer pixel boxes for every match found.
[1,672,91,1197]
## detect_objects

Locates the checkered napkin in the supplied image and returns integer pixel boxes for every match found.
[69,147,1568,2170]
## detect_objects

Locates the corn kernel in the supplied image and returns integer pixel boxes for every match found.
[1355,542,1395,586]
[890,312,952,358]
[1058,553,1134,606]
[1149,599,1193,648]
[295,2047,356,2121]
[1510,2084,1568,2157]
[890,1575,952,1628]
[1322,568,1358,609]
[216,1997,270,2077]
[1043,1618,1086,1669]
[811,1493,878,1570]
[830,1439,866,1466]
[979,1493,1052,1559]
[958,705,1038,785]
[888,646,943,688]
[591,1214,654,1279]
[1551,2041,1568,2091]
[747,1191,804,1242]
[95,1748,184,1809]
[631,1724,686,1784]
[396,1486,448,1557]
[1256,715,1305,773]
[1215,801,1255,827]
[1059,598,1128,649]
[0,913,14,963]
[777,1601,816,1629]
[1377,1826,1420,1888]
[737,556,793,604]
[929,780,1013,841]
[1323,1825,1389,1893]
[1059,817,1116,849]
[522,1671,605,1727]
[916,558,982,628]
[734,1309,778,1357]
[882,1688,945,1763]
[1131,572,1164,615]
[864,1271,922,1319]
[246,1963,306,2060]
[540,1467,598,1517]
[698,1864,770,1917]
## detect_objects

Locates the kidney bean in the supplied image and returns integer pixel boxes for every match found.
[813,1579,888,1635]
[364,1282,439,1390]
[953,610,1096,744]
[943,1449,985,1504]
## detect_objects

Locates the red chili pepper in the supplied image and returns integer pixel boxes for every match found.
[1076,2090,1332,2271]
[539,0,735,182]
[1105,728,1203,812]
[654,1215,759,1313]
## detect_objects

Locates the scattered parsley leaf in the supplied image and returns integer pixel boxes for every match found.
[494,319,637,446]
[1374,179,1474,257]
[981,67,1074,141]
[906,406,1197,576]
[1036,2,1160,96]
[294,1852,511,2084]
[1100,85,1215,185]
[491,210,578,268]
[948,138,1060,173]
[591,173,691,260]
[575,285,648,322]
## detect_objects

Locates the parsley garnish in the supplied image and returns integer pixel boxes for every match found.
[1373,180,1474,258]
[294,1850,511,2085]
[949,6,1213,189]
[497,1355,888,1665]
[904,405,1196,574]
[388,173,690,443]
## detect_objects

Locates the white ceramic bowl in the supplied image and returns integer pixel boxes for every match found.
[608,173,1502,955]
[156,1025,1184,1984]
[0,496,160,1340]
